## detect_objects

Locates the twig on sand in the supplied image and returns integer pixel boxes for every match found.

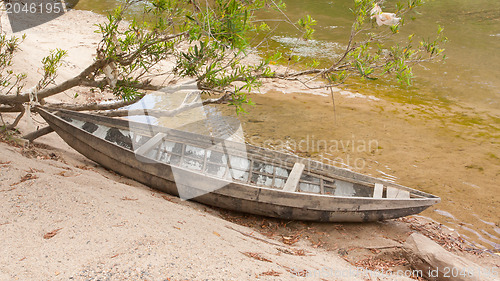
[43,228,62,239]
[360,245,404,250]
[10,172,39,186]
[257,270,282,277]
[225,225,283,247]
[121,196,138,201]
[240,251,272,262]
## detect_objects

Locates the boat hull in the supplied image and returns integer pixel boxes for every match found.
[38,107,439,222]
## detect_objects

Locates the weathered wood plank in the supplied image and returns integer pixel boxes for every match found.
[134,132,167,156]
[397,190,410,199]
[387,186,410,199]
[282,163,305,192]
[373,183,384,199]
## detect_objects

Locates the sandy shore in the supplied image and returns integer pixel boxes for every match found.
[0,9,498,280]
[2,139,405,281]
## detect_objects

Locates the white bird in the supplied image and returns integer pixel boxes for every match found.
[370,4,382,16]
[370,4,401,26]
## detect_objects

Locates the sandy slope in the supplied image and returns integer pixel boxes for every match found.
[0,139,414,281]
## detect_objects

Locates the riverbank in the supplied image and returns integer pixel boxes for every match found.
[0,8,498,280]
[213,86,500,252]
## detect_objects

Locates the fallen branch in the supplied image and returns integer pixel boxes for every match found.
[22,126,54,142]
[225,225,283,247]
[0,104,24,113]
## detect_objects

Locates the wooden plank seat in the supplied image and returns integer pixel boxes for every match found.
[373,183,384,198]
[134,132,167,156]
[282,163,305,192]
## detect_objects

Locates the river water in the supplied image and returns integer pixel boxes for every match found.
[260,0,500,114]
[75,0,500,114]
[73,0,500,251]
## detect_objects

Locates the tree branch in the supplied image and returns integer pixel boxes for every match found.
[0,106,25,132]
[116,32,188,66]
[0,104,24,113]
[43,94,145,112]
[22,126,54,142]
[202,92,233,105]
[0,59,108,105]
[81,79,165,91]
[97,103,202,118]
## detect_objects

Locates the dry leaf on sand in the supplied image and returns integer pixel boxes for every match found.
[43,228,62,239]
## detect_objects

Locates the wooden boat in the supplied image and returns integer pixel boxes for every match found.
[36,106,440,222]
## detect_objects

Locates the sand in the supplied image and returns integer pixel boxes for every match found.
[1,140,406,281]
[0,9,498,281]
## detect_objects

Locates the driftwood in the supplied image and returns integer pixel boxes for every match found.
[403,233,493,281]
[22,126,54,142]
[0,104,24,113]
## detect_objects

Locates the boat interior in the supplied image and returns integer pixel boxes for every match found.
[51,109,432,200]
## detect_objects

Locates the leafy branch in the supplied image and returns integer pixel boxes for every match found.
[0,0,446,137]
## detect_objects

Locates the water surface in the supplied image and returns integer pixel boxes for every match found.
[259,0,500,114]
[75,0,500,114]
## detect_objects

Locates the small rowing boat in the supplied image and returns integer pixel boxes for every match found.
[37,106,440,222]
